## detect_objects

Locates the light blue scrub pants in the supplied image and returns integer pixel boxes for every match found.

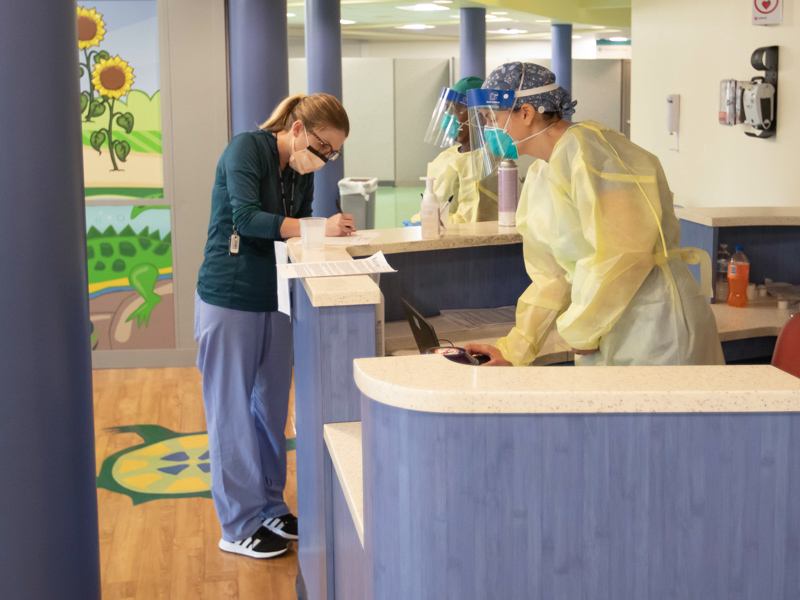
[194,292,293,542]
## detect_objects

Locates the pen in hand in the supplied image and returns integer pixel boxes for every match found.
[334,198,354,236]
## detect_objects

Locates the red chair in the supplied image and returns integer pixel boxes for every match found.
[772,313,800,378]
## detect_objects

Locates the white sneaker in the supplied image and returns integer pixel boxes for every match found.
[218,526,289,559]
[263,513,299,540]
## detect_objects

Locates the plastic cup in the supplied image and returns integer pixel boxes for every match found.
[300,217,327,250]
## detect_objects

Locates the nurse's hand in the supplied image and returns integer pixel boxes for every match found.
[465,343,511,367]
[572,347,599,355]
[327,213,356,237]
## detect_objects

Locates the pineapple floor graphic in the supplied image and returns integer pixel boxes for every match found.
[96,424,296,504]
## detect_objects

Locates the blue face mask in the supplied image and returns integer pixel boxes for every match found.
[483,127,519,159]
[440,113,460,140]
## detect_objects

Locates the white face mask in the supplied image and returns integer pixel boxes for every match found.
[289,127,327,174]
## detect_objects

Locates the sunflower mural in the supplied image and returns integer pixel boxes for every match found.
[77,1,163,198]
[89,55,136,171]
[77,6,107,123]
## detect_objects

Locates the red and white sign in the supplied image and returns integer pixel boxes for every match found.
[753,0,782,25]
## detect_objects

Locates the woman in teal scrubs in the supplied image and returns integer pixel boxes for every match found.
[195,93,352,559]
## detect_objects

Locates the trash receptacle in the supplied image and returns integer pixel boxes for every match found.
[338,177,378,230]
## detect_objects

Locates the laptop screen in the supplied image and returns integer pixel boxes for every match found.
[401,298,439,353]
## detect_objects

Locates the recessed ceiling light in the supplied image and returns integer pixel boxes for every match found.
[535,19,551,23]
[396,23,436,29]
[287,13,296,17]
[433,0,452,3]
[486,16,512,22]
[491,12,508,15]
[609,36,629,42]
[340,19,356,24]
[573,35,581,39]
[397,3,449,11]
[492,28,527,35]
[591,25,605,29]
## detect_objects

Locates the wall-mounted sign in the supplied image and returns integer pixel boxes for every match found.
[753,0,782,26]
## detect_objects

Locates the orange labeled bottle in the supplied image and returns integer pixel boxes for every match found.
[727,246,750,308]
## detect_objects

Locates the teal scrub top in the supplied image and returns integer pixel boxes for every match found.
[197,130,314,312]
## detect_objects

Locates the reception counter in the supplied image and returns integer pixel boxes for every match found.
[334,356,800,600]
[289,223,798,600]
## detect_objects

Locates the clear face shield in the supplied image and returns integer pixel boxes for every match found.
[423,87,469,148]
[467,83,561,179]
[467,88,517,180]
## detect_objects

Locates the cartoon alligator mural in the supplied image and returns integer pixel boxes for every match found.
[87,222,175,350]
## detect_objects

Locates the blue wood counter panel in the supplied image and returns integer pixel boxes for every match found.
[378,244,529,321]
[332,459,366,600]
[293,281,376,600]
[362,395,800,600]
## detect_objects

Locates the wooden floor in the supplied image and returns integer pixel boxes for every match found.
[93,368,299,600]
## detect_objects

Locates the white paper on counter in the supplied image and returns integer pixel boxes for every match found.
[323,231,381,246]
[274,241,291,316]
[277,251,397,279]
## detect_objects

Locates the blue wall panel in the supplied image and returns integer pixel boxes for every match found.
[293,281,376,600]
[363,397,800,600]
[379,244,529,321]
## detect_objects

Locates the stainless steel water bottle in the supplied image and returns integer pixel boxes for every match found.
[498,158,519,227]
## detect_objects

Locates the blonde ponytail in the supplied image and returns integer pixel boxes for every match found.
[260,94,306,133]
[259,93,350,136]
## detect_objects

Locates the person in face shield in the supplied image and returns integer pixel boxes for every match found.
[466,62,724,367]
[411,77,499,224]
[195,94,353,560]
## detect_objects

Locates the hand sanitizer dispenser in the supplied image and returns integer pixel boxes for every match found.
[419,176,440,240]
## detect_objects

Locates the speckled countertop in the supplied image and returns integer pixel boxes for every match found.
[354,355,800,414]
[286,223,520,308]
[345,221,521,257]
[675,206,800,227]
[324,422,364,547]
[712,299,792,340]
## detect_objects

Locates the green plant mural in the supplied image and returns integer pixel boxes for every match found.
[77,6,107,122]
[78,2,163,197]
[88,55,136,171]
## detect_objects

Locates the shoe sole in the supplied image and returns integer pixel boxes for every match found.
[218,539,288,559]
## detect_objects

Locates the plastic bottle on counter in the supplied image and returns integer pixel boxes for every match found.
[715,243,730,302]
[497,158,519,227]
[419,176,440,240]
[727,246,750,308]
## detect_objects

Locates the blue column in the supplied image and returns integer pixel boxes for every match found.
[551,23,573,121]
[0,1,100,598]
[460,7,486,79]
[305,0,344,218]
[228,0,289,135]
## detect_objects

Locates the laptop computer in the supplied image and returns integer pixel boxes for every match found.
[400,298,491,364]
[401,298,440,353]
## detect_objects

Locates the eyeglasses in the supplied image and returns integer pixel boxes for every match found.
[309,130,341,162]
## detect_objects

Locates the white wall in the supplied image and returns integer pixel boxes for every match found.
[289,58,397,182]
[288,37,613,64]
[393,59,450,185]
[631,0,799,208]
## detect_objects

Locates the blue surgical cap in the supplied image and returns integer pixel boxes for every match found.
[483,62,577,116]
